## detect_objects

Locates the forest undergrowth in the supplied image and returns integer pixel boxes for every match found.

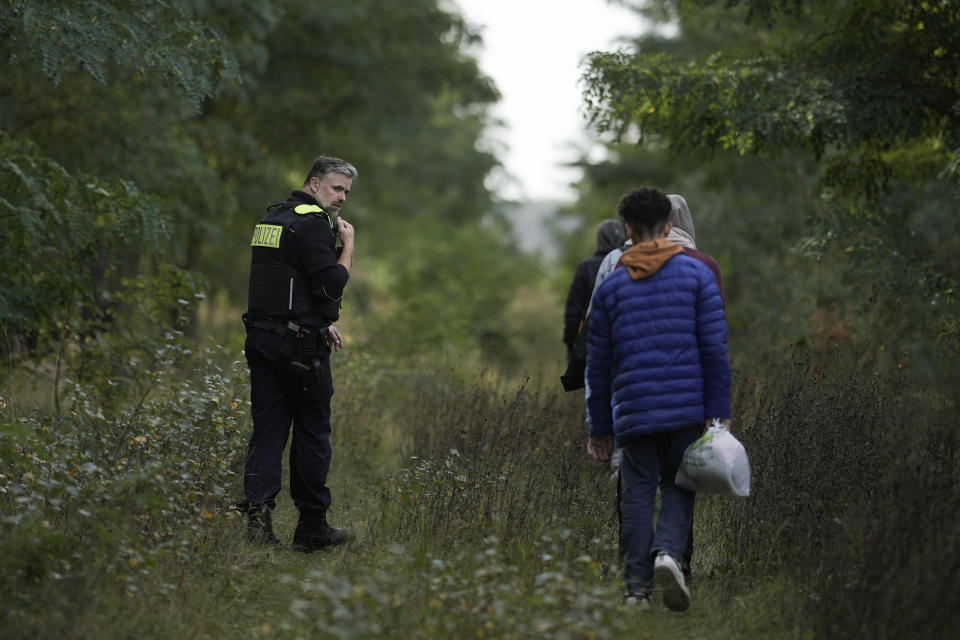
[1,340,958,639]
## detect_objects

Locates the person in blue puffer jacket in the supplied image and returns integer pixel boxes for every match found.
[586,186,731,612]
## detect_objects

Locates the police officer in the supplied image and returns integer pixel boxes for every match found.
[239,155,356,552]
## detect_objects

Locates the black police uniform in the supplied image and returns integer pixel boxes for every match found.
[241,190,347,519]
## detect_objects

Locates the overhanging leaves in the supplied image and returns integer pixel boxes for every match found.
[0,0,241,109]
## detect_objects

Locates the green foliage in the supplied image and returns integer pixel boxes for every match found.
[0,344,249,634]
[0,0,242,108]
[360,221,538,359]
[583,49,845,154]
[573,0,960,370]
[0,134,198,386]
[587,1,960,156]
[0,0,524,368]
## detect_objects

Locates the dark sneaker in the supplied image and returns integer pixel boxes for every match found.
[654,552,690,612]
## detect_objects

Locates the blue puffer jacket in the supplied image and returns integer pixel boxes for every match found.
[586,240,730,445]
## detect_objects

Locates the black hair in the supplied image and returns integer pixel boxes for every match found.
[617,187,672,237]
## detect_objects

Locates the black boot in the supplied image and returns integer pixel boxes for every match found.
[292,508,352,553]
[245,504,281,546]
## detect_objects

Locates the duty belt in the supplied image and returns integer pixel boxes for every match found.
[242,314,325,351]
[243,314,298,335]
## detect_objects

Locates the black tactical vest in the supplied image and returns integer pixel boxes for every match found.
[246,199,340,324]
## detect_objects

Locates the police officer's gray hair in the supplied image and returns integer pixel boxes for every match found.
[304,155,358,185]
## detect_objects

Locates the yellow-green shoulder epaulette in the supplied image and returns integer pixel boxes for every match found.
[293,203,337,232]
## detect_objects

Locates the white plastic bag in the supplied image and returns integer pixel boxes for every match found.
[675,420,750,497]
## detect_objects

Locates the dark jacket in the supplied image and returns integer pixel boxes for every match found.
[246,190,348,326]
[563,219,626,351]
[563,252,605,350]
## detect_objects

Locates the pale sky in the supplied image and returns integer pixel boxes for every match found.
[453,0,644,202]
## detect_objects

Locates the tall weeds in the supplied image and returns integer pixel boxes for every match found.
[365,347,960,638]
[369,369,616,560]
[700,347,960,638]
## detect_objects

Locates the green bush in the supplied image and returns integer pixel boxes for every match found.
[0,344,249,634]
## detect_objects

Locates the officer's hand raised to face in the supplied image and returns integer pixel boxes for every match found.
[337,217,355,247]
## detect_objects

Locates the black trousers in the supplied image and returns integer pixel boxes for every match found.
[243,327,334,512]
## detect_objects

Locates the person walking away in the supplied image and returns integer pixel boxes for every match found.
[562,219,625,355]
[598,194,726,581]
[239,155,357,552]
[560,219,625,391]
[591,194,722,303]
[586,187,731,611]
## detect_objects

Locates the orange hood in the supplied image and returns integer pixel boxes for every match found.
[619,239,682,280]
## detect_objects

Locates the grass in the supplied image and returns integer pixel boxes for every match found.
[109,542,811,640]
[1,341,958,638]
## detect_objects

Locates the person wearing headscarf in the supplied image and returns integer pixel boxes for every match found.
[664,195,724,301]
